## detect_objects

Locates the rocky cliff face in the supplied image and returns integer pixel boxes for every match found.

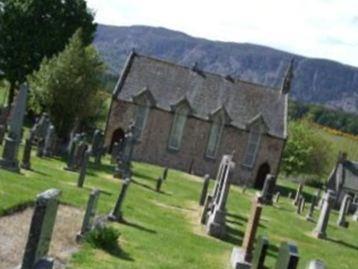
[94,24,358,114]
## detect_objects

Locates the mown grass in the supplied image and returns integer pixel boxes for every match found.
[0,144,357,269]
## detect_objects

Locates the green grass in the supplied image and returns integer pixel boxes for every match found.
[0,147,358,268]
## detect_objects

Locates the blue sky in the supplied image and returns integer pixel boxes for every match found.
[87,0,358,67]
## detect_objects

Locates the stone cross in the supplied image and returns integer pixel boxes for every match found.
[76,189,100,241]
[77,147,92,188]
[293,183,304,206]
[20,189,61,269]
[0,84,28,172]
[251,235,269,269]
[306,259,326,269]
[231,196,263,269]
[337,194,352,228]
[313,190,335,239]
[275,241,299,269]
[305,196,316,221]
[108,178,131,222]
[21,138,32,170]
[199,174,210,206]
[156,177,163,192]
[207,155,235,237]
[259,174,276,205]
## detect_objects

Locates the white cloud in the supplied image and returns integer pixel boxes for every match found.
[86,0,358,67]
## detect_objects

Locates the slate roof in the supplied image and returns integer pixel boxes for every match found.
[114,52,288,139]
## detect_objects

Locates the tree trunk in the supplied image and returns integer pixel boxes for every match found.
[7,82,16,108]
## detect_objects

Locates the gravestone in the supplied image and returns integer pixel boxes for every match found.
[65,133,81,171]
[296,196,303,214]
[207,155,235,237]
[73,139,88,171]
[43,125,56,157]
[77,147,92,188]
[156,177,163,192]
[111,142,120,164]
[251,236,269,269]
[299,197,306,214]
[199,174,210,206]
[306,260,326,269]
[108,178,131,221]
[21,138,32,170]
[91,129,104,165]
[313,190,335,239]
[274,192,281,203]
[162,167,169,181]
[275,241,299,269]
[32,113,51,145]
[201,195,213,224]
[305,196,316,221]
[76,189,100,241]
[293,183,304,206]
[337,194,352,228]
[231,196,263,269]
[353,208,358,221]
[114,124,137,178]
[0,84,28,172]
[259,174,276,205]
[288,192,293,199]
[19,189,61,269]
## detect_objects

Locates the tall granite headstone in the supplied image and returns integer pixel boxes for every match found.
[337,194,352,228]
[313,190,335,239]
[0,84,28,172]
[108,178,131,221]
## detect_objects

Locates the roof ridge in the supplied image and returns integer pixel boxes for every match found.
[133,52,281,93]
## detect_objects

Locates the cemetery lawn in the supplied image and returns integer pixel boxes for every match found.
[1,154,358,268]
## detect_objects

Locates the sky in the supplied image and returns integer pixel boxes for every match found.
[86,0,358,67]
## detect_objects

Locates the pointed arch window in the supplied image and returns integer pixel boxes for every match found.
[168,100,191,150]
[132,88,155,139]
[242,115,268,168]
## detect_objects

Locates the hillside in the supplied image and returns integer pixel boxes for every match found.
[94,24,358,114]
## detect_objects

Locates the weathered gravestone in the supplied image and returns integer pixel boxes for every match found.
[293,183,303,206]
[259,174,276,205]
[306,260,326,269]
[251,236,269,269]
[274,192,281,203]
[108,178,131,222]
[305,196,316,221]
[111,142,120,164]
[65,133,81,171]
[31,113,51,145]
[73,138,88,171]
[77,147,92,188]
[231,196,263,269]
[114,124,137,179]
[43,125,56,157]
[275,241,299,269]
[19,189,61,269]
[199,174,210,206]
[299,197,306,214]
[353,207,358,221]
[312,190,335,239]
[162,167,169,181]
[296,196,303,214]
[156,177,163,192]
[337,194,352,228]
[21,138,33,170]
[91,129,104,165]
[201,195,213,224]
[76,189,100,241]
[207,155,235,237]
[0,84,28,172]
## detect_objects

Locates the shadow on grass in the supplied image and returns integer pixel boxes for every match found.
[81,186,113,196]
[276,184,316,202]
[220,225,244,245]
[131,179,156,192]
[132,170,157,182]
[121,219,157,234]
[266,243,279,259]
[326,237,358,251]
[101,242,134,261]
[226,212,248,223]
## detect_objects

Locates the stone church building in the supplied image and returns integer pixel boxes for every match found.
[104,52,290,188]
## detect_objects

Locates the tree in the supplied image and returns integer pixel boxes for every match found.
[29,30,105,138]
[282,120,332,180]
[0,0,96,107]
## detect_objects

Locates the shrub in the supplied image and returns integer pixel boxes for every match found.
[85,225,121,252]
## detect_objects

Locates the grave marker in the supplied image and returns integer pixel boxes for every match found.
[259,174,276,205]
[337,194,352,228]
[275,241,299,269]
[251,236,269,269]
[108,178,131,221]
[313,190,335,239]
[77,147,92,188]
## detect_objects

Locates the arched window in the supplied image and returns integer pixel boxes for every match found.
[243,125,261,168]
[132,88,155,139]
[168,99,191,150]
